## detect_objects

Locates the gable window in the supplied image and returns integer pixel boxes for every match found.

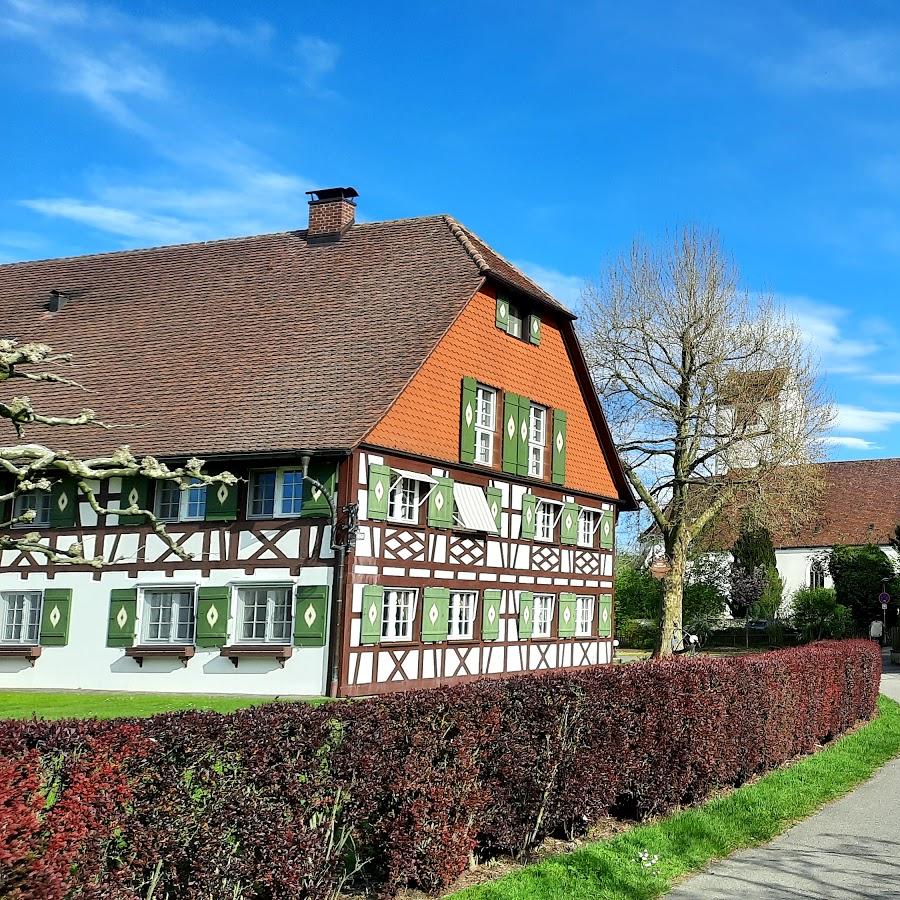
[382,588,417,641]
[476,386,497,466]
[536,501,555,542]
[389,477,420,524]
[528,404,546,477]
[449,590,477,640]
[142,588,195,644]
[534,593,554,638]
[576,595,594,636]
[237,585,292,643]
[507,303,524,339]
[809,559,825,590]
[1,591,41,644]
[155,480,207,523]
[578,510,597,548]
[13,491,50,528]
[248,469,311,519]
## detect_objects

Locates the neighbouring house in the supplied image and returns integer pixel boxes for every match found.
[0,187,635,697]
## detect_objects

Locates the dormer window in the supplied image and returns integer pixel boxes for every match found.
[496,296,541,345]
[507,303,524,338]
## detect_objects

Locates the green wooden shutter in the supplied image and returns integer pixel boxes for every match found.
[49,479,77,528]
[599,510,615,550]
[301,463,337,518]
[528,314,541,345]
[552,409,567,485]
[205,480,239,522]
[460,377,478,464]
[367,464,391,522]
[360,584,383,645]
[107,588,137,647]
[196,586,229,647]
[428,477,454,528]
[502,393,520,474]
[516,398,530,476]
[421,587,450,642]
[496,296,510,331]
[482,589,501,640]
[520,492,537,540]
[518,591,534,639]
[39,588,72,646]
[598,595,613,637]
[118,476,150,526]
[486,486,503,533]
[293,585,329,647]
[558,592,577,638]
[560,502,581,545]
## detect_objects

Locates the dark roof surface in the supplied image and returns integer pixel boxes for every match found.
[0,215,568,459]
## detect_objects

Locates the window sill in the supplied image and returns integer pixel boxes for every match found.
[125,645,195,667]
[219,644,292,668]
[0,644,42,665]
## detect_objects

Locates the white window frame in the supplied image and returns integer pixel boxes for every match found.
[575,595,594,637]
[139,586,197,644]
[448,590,477,640]
[578,509,599,548]
[535,500,559,542]
[507,303,524,339]
[809,559,826,590]
[534,593,554,638]
[388,476,421,524]
[247,468,307,519]
[155,480,207,523]
[475,385,497,467]
[381,588,417,641]
[235,583,294,644]
[528,403,546,478]
[13,490,50,528]
[0,590,42,644]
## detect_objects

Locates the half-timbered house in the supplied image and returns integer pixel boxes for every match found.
[0,187,635,697]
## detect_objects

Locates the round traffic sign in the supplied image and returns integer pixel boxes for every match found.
[879,592,891,604]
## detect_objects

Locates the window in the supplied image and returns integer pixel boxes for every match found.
[534,594,554,638]
[575,595,594,636]
[449,591,477,640]
[578,510,597,548]
[13,491,50,527]
[248,469,310,519]
[536,501,555,542]
[280,470,304,516]
[382,588,417,640]
[142,589,195,644]
[507,303,524,339]
[528,404,546,477]
[249,471,277,517]
[475,386,497,466]
[809,560,825,590]
[1,591,41,644]
[389,477,420,524]
[154,480,207,523]
[237,585,292,643]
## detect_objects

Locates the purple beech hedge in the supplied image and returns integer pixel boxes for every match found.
[0,640,881,899]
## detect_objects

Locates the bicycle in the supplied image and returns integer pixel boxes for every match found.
[671,621,704,656]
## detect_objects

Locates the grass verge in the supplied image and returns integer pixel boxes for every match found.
[450,695,900,900]
[0,689,328,719]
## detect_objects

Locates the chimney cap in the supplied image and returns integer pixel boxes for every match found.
[306,186,359,204]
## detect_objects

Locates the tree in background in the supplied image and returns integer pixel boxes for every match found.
[582,228,830,655]
[828,545,897,627]
[728,520,777,617]
[614,552,662,622]
[683,552,728,626]
[791,587,852,642]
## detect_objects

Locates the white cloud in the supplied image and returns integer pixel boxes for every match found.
[514,261,585,308]
[296,35,340,91]
[834,404,900,433]
[823,435,881,450]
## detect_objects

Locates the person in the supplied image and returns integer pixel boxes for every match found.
[870,619,884,645]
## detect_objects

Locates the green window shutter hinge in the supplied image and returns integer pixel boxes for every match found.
[482,589,502,640]
[293,585,329,647]
[460,377,478,464]
[107,588,137,647]
[421,587,450,642]
[518,591,534,640]
[39,588,72,646]
[360,584,383,645]
[552,409,567,485]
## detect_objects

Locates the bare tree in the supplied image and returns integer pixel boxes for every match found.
[581,228,831,656]
[0,340,236,567]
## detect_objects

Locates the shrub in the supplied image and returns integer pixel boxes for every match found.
[614,552,662,621]
[616,617,657,649]
[0,641,880,899]
[791,588,853,642]
[829,544,898,625]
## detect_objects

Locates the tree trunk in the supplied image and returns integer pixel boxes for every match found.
[654,541,687,658]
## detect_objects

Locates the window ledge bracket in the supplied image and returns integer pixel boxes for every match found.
[0,645,41,666]
[219,644,293,668]
[125,645,195,668]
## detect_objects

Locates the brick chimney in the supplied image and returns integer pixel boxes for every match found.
[306,187,358,239]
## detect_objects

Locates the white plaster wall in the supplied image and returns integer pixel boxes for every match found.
[0,565,332,696]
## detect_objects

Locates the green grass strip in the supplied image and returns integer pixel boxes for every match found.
[451,695,900,900]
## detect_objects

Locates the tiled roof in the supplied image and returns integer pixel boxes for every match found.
[0,216,571,459]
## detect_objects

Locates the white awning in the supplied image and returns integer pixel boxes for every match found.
[453,483,499,533]
[390,467,438,485]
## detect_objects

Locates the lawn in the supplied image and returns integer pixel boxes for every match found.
[0,690,328,719]
[450,694,900,900]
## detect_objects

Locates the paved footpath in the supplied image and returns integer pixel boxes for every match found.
[667,650,900,899]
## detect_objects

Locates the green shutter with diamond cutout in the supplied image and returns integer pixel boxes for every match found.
[528,314,541,345]
[516,398,530,476]
[196,586,229,647]
[486,486,503,533]
[551,409,567,485]
[518,591,534,640]
[118,476,150,526]
[502,393,520,474]
[496,296,510,331]
[49,479,77,528]
[482,589,501,640]
[421,587,450,642]
[460,377,478,463]
[560,502,581,546]
[598,595,613,637]
[520,492,537,540]
[558,592,577,638]
[367,464,390,522]
[39,588,72,646]
[205,480,238,522]
[301,463,337,518]
[599,510,615,550]
[428,477,454,528]
[107,588,137,647]
[294,585,328,647]
[361,584,383,645]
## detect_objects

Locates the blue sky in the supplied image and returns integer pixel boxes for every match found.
[2,0,900,458]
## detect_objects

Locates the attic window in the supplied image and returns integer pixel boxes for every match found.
[46,291,69,313]
[495,296,541,345]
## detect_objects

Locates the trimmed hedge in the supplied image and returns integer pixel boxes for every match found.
[0,641,880,899]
